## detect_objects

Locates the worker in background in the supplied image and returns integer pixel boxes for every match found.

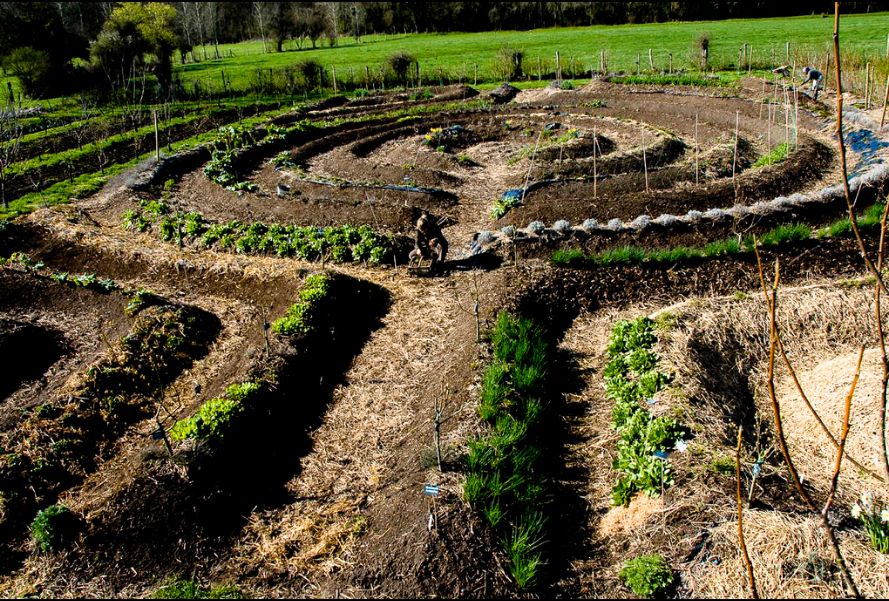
[800,66,824,100]
[414,211,448,274]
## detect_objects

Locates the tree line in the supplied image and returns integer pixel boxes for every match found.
[0,1,886,101]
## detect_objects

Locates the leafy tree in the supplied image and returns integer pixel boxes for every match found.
[90,2,180,97]
[0,2,85,96]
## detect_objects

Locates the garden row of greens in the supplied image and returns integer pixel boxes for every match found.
[465,312,554,590]
[552,202,886,268]
[0,103,297,220]
[169,274,330,444]
[1,295,217,553]
[123,199,396,265]
[604,317,685,506]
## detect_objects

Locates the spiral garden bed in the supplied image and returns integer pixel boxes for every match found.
[2,78,889,598]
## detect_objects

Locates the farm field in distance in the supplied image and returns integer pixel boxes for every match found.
[3,4,889,599]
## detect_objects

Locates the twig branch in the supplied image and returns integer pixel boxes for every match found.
[736,425,759,599]
[833,5,889,295]
[754,242,815,511]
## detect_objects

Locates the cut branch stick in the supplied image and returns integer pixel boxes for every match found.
[822,345,864,515]
[832,3,889,295]
[736,426,759,599]
[754,245,815,511]
[876,195,889,482]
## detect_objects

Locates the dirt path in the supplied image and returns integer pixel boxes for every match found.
[213,267,512,598]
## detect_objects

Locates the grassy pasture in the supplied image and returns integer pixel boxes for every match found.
[175,12,889,93]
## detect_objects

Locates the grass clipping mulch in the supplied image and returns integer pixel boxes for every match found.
[652,279,889,598]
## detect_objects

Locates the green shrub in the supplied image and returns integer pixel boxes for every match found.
[619,554,675,598]
[31,504,77,553]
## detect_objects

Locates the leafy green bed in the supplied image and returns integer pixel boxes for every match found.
[604,317,686,506]
[465,312,553,590]
[124,200,396,265]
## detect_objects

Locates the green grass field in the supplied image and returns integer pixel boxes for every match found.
[174,12,889,93]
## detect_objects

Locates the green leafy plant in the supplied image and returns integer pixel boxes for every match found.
[604,317,685,505]
[852,492,889,553]
[619,554,675,598]
[30,504,77,553]
[752,142,791,168]
[169,381,262,442]
[271,274,330,336]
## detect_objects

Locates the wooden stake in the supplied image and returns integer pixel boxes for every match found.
[648,48,654,71]
[767,102,772,162]
[669,53,673,75]
[881,73,889,128]
[694,113,699,185]
[474,64,478,86]
[642,127,649,193]
[866,63,871,110]
[332,66,337,93]
[786,41,790,63]
[593,125,598,198]
[153,110,159,162]
[733,110,740,191]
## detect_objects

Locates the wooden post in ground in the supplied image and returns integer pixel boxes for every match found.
[864,63,870,110]
[636,53,640,76]
[365,65,370,89]
[556,51,561,81]
[474,64,478,86]
[593,125,598,198]
[881,74,889,127]
[642,127,649,193]
[153,110,159,162]
[669,53,673,75]
[767,102,772,162]
[733,110,740,191]
[332,66,337,93]
[694,113,699,185]
[786,41,790,63]
[648,48,653,71]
